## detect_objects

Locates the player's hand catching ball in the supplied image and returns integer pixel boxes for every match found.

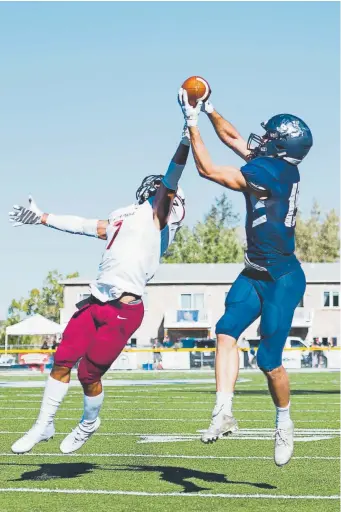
[9,196,43,227]
[201,99,215,115]
[178,88,203,127]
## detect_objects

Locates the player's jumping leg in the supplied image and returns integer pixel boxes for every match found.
[11,304,96,454]
[60,299,144,454]
[256,266,306,466]
[201,274,261,443]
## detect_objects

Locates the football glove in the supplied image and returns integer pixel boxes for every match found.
[178,88,202,127]
[9,195,43,227]
[201,99,215,115]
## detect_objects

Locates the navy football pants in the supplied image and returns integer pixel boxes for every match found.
[216,266,306,371]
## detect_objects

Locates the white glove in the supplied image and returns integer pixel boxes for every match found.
[9,195,43,227]
[201,99,215,115]
[181,123,190,146]
[178,88,202,127]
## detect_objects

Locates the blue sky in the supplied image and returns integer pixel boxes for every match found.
[0,2,339,318]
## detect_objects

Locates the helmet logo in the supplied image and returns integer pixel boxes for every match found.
[277,120,304,138]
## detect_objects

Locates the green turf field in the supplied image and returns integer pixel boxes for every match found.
[0,370,339,512]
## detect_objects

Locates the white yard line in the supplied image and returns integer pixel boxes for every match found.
[4,407,340,413]
[2,429,339,436]
[0,417,338,423]
[0,488,339,499]
[0,452,339,460]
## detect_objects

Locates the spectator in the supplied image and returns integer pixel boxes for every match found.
[153,338,163,370]
[41,339,49,350]
[163,335,172,348]
[312,338,323,368]
[173,339,182,349]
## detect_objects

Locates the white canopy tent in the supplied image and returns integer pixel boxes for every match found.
[5,314,64,353]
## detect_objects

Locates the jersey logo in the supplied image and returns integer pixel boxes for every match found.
[117,315,127,320]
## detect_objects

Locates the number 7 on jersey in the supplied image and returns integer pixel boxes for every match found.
[106,220,123,250]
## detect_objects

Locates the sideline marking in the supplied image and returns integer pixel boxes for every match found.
[0,488,339,499]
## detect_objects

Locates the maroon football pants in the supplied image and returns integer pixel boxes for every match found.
[54,299,144,384]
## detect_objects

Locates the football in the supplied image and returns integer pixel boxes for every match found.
[181,76,211,107]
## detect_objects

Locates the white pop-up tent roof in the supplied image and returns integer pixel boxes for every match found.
[6,314,63,336]
[5,314,63,352]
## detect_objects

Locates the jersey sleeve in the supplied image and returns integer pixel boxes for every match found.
[160,223,181,256]
[240,158,275,194]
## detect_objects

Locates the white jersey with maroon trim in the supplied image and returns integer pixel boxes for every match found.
[90,195,185,301]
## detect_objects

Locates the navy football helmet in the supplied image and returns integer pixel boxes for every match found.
[247,114,313,164]
[136,175,163,204]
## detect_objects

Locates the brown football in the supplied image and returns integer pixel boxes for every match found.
[181,76,211,107]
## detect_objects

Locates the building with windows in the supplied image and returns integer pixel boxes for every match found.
[60,263,340,347]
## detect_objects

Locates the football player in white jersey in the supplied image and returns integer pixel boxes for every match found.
[9,115,200,454]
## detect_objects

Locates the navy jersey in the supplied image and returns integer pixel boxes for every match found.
[240,157,301,279]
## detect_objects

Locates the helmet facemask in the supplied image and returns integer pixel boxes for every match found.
[247,123,288,160]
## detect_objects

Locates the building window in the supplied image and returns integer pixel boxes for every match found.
[193,293,204,310]
[180,293,204,309]
[324,292,330,307]
[323,291,339,308]
[181,294,192,309]
[333,292,339,308]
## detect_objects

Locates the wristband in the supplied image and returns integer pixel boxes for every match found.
[162,161,185,191]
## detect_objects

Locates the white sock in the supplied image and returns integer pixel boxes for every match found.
[276,402,291,427]
[37,376,69,426]
[215,391,234,416]
[81,392,104,429]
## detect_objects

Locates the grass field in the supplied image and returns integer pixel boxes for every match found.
[0,370,339,512]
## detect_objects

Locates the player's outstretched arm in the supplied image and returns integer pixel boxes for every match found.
[189,126,248,192]
[9,196,108,240]
[202,100,250,161]
[152,128,190,230]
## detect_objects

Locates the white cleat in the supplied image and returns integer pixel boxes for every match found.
[274,420,294,467]
[60,417,101,454]
[201,406,238,444]
[11,422,55,454]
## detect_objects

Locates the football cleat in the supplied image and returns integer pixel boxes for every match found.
[11,422,55,454]
[201,406,238,444]
[60,417,101,454]
[274,420,294,467]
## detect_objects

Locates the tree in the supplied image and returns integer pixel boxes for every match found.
[295,200,340,262]
[1,270,79,347]
[163,194,244,263]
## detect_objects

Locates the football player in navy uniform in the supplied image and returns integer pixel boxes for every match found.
[178,89,313,466]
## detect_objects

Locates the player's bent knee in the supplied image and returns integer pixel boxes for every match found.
[217,334,237,349]
[256,345,282,372]
[81,380,102,396]
[215,314,239,339]
[78,356,106,385]
[51,364,71,378]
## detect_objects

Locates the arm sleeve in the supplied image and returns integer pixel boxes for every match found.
[46,214,99,237]
[240,159,274,194]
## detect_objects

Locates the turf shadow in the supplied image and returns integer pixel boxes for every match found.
[108,464,277,493]
[7,462,96,481]
[7,462,276,493]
